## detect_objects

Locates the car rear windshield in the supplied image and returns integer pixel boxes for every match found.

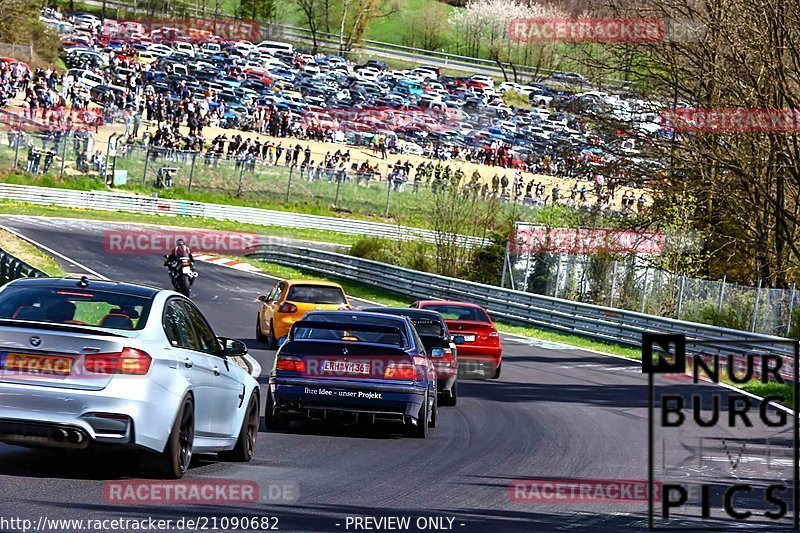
[286,285,346,304]
[0,286,152,330]
[423,304,490,323]
[292,323,406,347]
[412,319,443,337]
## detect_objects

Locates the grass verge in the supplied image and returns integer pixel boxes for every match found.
[0,201,361,246]
[0,227,64,276]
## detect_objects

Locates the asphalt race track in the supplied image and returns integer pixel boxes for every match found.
[0,215,794,533]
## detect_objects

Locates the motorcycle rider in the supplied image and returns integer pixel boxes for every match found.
[164,238,194,266]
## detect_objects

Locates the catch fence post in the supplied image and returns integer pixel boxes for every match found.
[333,174,342,208]
[787,283,796,336]
[676,274,686,318]
[237,162,245,197]
[285,165,294,203]
[751,279,763,332]
[142,146,151,186]
[640,268,649,313]
[188,151,197,192]
[384,178,391,217]
[59,131,68,180]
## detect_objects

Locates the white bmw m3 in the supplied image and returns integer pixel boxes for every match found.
[0,276,260,478]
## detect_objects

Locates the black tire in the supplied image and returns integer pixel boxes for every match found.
[155,395,194,478]
[429,391,438,428]
[179,274,191,297]
[220,392,259,462]
[256,315,266,342]
[491,362,502,379]
[267,320,277,350]
[408,392,428,438]
[264,390,289,431]
[442,381,458,407]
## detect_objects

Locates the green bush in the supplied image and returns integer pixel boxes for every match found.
[682,293,756,331]
[349,237,393,263]
[349,236,434,273]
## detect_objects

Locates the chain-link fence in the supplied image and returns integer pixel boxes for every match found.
[507,251,800,337]
[0,42,33,64]
[0,119,580,229]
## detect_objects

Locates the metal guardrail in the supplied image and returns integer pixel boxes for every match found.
[247,243,796,361]
[0,184,487,247]
[0,248,46,284]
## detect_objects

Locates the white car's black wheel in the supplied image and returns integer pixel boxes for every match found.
[221,393,259,462]
[155,395,194,478]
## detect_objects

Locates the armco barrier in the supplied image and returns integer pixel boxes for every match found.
[247,243,796,362]
[0,184,486,247]
[0,248,46,284]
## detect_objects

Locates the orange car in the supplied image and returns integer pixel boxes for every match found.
[256,280,351,348]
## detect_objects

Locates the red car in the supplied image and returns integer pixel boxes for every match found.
[411,301,502,379]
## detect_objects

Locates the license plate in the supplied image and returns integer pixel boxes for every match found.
[181,266,192,274]
[322,360,371,374]
[463,335,476,342]
[1,352,72,376]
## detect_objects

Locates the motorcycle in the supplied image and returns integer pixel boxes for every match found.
[164,255,198,297]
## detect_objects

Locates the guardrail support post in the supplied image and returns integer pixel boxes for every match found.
[787,283,796,336]
[751,279,763,332]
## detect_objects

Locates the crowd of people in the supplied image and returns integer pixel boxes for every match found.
[0,57,646,214]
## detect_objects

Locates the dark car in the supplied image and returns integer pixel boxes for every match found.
[266,311,438,437]
[362,307,464,406]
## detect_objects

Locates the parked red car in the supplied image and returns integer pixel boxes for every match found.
[411,301,502,379]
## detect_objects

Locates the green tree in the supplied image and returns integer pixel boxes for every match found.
[237,0,276,20]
